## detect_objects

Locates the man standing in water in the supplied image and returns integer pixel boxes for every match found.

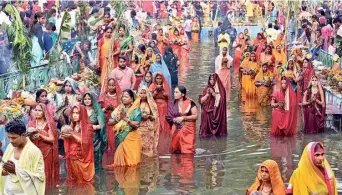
[110,56,136,91]
[0,120,45,194]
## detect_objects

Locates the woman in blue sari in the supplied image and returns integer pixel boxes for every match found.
[82,92,107,171]
[149,53,172,90]
[107,89,142,167]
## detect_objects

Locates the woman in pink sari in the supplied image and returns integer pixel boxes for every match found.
[167,86,198,154]
[28,103,59,188]
[217,57,231,101]
[270,76,297,137]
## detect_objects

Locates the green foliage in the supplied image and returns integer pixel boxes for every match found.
[4,4,32,73]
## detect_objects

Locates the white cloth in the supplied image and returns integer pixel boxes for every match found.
[184,19,192,32]
[215,54,233,73]
[4,153,24,195]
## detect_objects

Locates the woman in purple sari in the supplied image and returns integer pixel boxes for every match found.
[199,73,227,137]
[167,86,198,154]
[302,75,326,134]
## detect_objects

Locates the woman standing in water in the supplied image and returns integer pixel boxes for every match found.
[167,86,198,154]
[164,47,179,89]
[138,86,159,157]
[28,103,59,188]
[199,73,227,137]
[270,76,297,137]
[99,78,122,153]
[82,92,107,171]
[62,105,94,184]
[246,160,286,195]
[150,73,171,133]
[302,75,325,134]
[217,57,232,101]
[108,89,142,167]
[255,63,274,106]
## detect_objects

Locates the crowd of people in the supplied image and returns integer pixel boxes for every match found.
[0,0,341,194]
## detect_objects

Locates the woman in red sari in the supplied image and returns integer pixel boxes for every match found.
[233,33,246,73]
[270,76,297,137]
[199,73,227,137]
[167,86,198,154]
[150,72,171,133]
[297,58,315,104]
[28,103,59,188]
[302,75,326,134]
[157,28,168,55]
[62,104,94,184]
[99,78,122,153]
[253,33,266,59]
[180,27,190,64]
[170,29,182,62]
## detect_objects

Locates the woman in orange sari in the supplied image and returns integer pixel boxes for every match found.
[246,160,286,195]
[191,16,200,42]
[273,44,287,80]
[286,142,337,195]
[254,33,266,59]
[180,27,190,64]
[138,47,156,75]
[270,76,297,137]
[97,27,120,89]
[167,86,198,154]
[170,29,182,61]
[99,78,122,153]
[255,63,274,106]
[260,44,275,69]
[62,104,94,184]
[149,72,171,133]
[233,33,246,73]
[241,52,258,98]
[157,28,168,55]
[28,103,59,188]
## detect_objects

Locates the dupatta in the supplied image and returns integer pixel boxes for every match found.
[287,142,337,195]
[111,91,142,148]
[81,92,107,155]
[166,97,195,130]
[247,160,286,195]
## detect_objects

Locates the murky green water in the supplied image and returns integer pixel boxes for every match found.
[57,41,342,195]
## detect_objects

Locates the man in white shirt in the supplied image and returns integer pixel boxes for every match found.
[184,16,192,39]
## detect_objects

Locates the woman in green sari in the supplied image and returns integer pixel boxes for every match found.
[117,25,134,66]
[107,89,142,167]
[81,92,107,170]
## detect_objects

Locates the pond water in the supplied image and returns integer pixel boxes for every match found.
[56,40,342,195]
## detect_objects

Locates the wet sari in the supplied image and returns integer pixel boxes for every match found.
[138,86,159,157]
[271,80,297,137]
[28,103,59,188]
[191,18,200,42]
[82,93,107,170]
[167,97,197,154]
[199,73,227,137]
[286,142,337,195]
[64,105,95,184]
[98,37,120,89]
[247,160,286,195]
[164,47,179,88]
[255,69,273,106]
[110,92,142,167]
[149,73,171,133]
[303,77,326,134]
[217,66,231,101]
[99,79,122,153]
[233,37,246,73]
[241,60,258,98]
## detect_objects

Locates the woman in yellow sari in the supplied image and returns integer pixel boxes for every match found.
[137,48,156,75]
[240,52,250,91]
[255,63,274,106]
[241,52,258,98]
[287,142,337,195]
[98,27,120,89]
[273,44,287,81]
[107,89,142,167]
